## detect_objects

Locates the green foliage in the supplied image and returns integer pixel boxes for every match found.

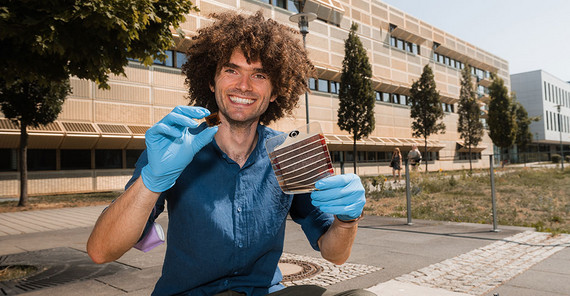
[512,95,538,150]
[338,23,375,171]
[551,154,562,163]
[487,74,517,149]
[409,64,445,171]
[338,23,375,140]
[0,78,71,206]
[0,0,197,88]
[0,79,71,128]
[457,66,484,171]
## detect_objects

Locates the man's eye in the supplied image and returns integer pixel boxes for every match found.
[253,74,267,79]
[224,68,237,74]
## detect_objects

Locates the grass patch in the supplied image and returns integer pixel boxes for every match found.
[0,191,120,213]
[363,167,570,233]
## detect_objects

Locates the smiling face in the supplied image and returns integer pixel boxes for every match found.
[210,49,277,127]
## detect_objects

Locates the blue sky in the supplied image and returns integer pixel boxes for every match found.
[380,0,570,82]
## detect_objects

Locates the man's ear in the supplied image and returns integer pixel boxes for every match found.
[209,83,215,93]
[270,94,277,103]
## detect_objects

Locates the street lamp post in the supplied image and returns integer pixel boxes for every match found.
[557,104,564,170]
[290,12,316,124]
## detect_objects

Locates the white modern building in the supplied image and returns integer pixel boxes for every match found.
[510,70,570,161]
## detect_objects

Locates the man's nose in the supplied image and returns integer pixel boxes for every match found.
[236,74,253,92]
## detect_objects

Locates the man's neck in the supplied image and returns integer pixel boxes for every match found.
[215,119,259,168]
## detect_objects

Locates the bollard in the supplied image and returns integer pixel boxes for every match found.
[489,155,499,232]
[405,159,412,225]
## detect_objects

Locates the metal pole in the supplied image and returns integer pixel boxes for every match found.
[405,159,412,225]
[558,105,564,171]
[489,155,499,232]
[302,32,310,124]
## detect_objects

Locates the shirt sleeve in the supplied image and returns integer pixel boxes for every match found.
[289,193,334,251]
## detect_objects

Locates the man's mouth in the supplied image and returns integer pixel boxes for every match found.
[229,95,254,105]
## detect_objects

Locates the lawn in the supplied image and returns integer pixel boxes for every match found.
[362,167,570,234]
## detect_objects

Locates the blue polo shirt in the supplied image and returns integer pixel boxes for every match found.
[127,124,334,296]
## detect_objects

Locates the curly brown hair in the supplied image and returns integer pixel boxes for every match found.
[182,11,314,125]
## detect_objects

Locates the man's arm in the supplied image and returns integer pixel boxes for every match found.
[311,174,365,265]
[87,177,159,263]
[87,106,217,264]
[317,217,359,265]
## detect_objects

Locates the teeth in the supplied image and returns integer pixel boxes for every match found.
[230,96,254,105]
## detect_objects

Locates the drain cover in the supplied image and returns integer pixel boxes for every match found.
[279,258,323,281]
[0,247,135,295]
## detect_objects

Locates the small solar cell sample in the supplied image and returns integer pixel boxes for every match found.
[269,133,334,193]
[205,112,221,126]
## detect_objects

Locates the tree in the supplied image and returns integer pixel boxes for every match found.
[487,74,517,157]
[457,66,484,172]
[409,64,446,172]
[0,0,196,206]
[337,23,375,173]
[0,0,197,88]
[512,94,539,160]
[0,79,71,206]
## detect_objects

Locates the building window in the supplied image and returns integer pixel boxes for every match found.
[95,149,123,169]
[275,0,286,9]
[286,0,300,12]
[330,81,340,94]
[0,149,17,171]
[309,78,316,90]
[175,52,187,68]
[126,150,144,168]
[317,79,329,92]
[28,149,56,171]
[61,149,91,170]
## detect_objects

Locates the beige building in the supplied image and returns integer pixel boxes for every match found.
[0,0,509,197]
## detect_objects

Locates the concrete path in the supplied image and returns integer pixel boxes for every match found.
[0,206,569,296]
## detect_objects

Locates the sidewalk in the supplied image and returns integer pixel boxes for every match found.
[0,206,569,296]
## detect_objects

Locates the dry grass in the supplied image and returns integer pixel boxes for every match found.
[0,191,120,213]
[363,167,570,234]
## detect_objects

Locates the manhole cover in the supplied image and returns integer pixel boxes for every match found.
[0,247,136,295]
[278,258,323,281]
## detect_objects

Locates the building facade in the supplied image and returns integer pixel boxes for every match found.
[510,70,570,162]
[0,0,510,197]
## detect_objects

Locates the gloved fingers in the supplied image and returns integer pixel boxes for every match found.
[191,126,218,150]
[315,174,356,190]
[310,187,346,202]
[310,203,356,215]
[161,111,201,130]
[147,122,185,140]
[172,105,210,119]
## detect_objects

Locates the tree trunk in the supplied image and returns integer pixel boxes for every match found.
[468,146,473,172]
[424,137,428,172]
[18,122,28,207]
[353,137,357,174]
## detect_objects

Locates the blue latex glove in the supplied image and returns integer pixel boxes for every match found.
[310,174,366,221]
[141,106,218,192]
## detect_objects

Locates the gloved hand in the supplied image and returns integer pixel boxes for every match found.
[141,106,218,192]
[310,174,366,221]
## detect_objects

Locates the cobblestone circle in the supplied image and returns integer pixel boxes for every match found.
[279,253,382,287]
[395,231,570,295]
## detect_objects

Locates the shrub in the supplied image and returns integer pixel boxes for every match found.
[565,155,570,163]
[551,154,562,163]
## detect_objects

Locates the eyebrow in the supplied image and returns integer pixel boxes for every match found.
[223,62,267,74]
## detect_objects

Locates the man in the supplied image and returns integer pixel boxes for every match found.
[87,11,373,296]
[407,144,422,171]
